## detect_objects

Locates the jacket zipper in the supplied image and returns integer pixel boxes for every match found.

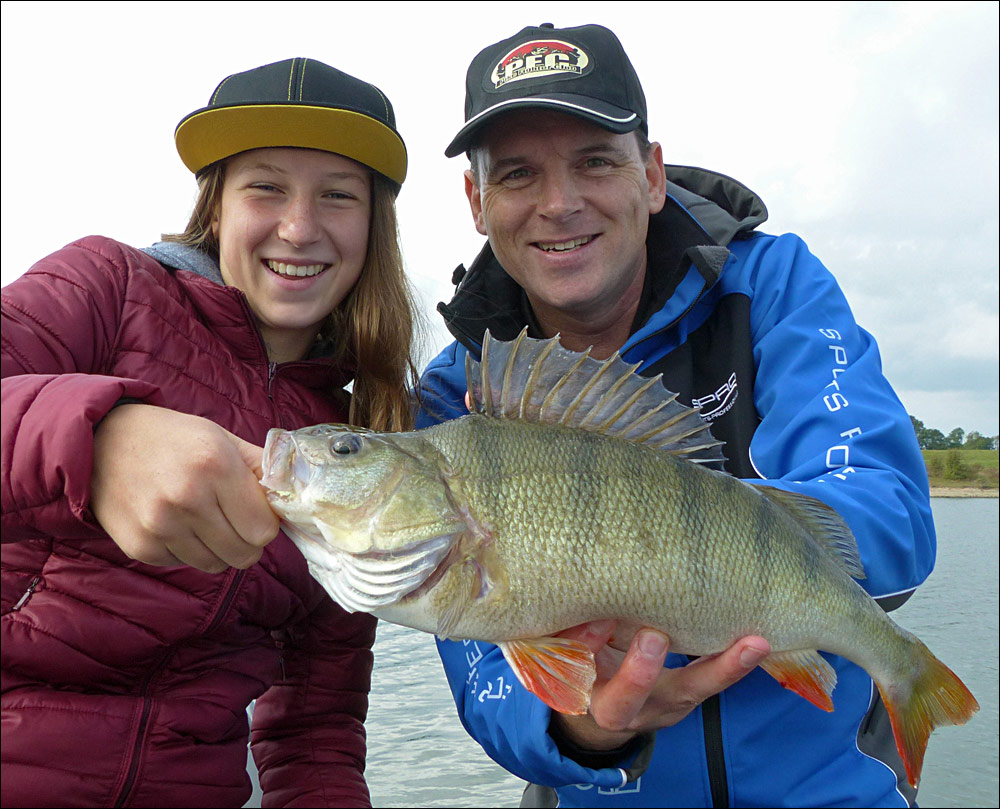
[113,653,168,808]
[11,576,41,611]
[112,568,246,807]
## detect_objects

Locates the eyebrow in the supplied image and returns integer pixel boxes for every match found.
[233,162,368,183]
[486,143,634,177]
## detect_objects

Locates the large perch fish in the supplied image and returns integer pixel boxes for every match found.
[260,331,977,787]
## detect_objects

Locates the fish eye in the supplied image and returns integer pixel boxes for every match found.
[330,433,364,456]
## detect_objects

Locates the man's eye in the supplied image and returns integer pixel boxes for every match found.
[501,168,532,183]
[584,157,610,168]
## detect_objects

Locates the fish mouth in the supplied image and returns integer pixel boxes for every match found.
[260,429,318,499]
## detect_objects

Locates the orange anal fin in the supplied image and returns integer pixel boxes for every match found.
[499,637,596,715]
[877,646,979,788]
[759,649,837,712]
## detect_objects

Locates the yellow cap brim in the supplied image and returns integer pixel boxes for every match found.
[175,104,407,185]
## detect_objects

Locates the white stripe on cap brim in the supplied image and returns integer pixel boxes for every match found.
[464,96,638,128]
[446,96,639,156]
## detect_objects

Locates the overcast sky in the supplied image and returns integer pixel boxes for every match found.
[2,1,997,435]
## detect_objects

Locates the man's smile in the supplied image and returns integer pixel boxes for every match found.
[533,235,597,253]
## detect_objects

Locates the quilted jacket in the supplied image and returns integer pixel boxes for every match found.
[1,236,376,808]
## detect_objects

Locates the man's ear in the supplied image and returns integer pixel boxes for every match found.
[464,169,488,236]
[645,141,667,215]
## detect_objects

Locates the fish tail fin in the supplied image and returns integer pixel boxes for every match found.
[499,637,596,715]
[877,641,979,788]
[759,649,837,712]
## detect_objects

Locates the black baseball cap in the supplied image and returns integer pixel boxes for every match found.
[175,57,407,187]
[445,23,647,157]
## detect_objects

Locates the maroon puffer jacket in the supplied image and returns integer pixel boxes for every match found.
[1,236,377,808]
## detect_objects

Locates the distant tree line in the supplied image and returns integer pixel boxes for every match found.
[909,417,998,450]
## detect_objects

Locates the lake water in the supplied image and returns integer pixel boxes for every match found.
[246,497,999,808]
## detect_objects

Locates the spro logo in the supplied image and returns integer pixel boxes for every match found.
[490,40,590,89]
[692,372,738,421]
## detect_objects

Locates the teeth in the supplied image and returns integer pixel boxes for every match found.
[267,260,327,277]
[538,236,593,252]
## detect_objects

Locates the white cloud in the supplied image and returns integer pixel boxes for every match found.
[2,1,997,433]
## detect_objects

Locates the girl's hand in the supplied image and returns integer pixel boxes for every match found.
[91,404,280,572]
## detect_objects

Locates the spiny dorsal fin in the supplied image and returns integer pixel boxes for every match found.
[757,486,866,579]
[465,329,726,469]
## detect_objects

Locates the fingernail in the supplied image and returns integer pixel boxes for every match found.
[638,630,668,658]
[740,645,768,668]
[587,620,617,638]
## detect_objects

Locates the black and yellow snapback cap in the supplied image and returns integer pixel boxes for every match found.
[175,57,407,188]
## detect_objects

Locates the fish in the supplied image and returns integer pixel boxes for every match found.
[260,329,978,788]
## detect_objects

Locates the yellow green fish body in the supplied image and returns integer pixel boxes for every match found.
[261,331,977,787]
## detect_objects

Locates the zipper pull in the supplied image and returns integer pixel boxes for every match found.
[12,576,41,611]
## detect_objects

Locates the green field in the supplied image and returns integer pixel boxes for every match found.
[921,449,999,489]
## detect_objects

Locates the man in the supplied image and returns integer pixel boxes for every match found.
[417,23,934,808]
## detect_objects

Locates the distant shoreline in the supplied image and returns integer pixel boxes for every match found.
[929,487,999,498]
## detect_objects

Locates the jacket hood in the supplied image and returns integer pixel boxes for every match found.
[142,242,224,285]
[437,164,768,352]
[662,164,768,245]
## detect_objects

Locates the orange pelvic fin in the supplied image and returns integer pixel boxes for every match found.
[877,642,979,788]
[759,649,837,712]
[499,636,597,715]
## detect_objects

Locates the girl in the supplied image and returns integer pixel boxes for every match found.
[1,58,417,808]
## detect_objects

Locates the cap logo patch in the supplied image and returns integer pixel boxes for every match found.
[489,39,590,89]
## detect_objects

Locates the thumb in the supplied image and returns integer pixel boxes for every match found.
[228,434,266,479]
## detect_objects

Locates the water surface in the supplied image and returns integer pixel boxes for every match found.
[247,498,999,808]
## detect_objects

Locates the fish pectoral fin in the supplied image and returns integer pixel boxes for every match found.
[499,637,596,716]
[434,552,503,639]
[759,649,837,712]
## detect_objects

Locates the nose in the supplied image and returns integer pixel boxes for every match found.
[535,168,582,221]
[276,195,322,247]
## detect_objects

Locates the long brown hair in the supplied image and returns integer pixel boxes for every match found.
[163,155,419,432]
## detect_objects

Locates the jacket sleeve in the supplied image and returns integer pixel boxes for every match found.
[738,232,935,600]
[418,346,631,788]
[250,596,377,808]
[1,239,163,542]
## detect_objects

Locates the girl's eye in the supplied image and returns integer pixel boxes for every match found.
[330,433,364,456]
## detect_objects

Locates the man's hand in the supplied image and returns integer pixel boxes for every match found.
[91,404,280,572]
[550,620,770,751]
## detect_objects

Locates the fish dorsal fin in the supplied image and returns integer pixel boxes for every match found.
[465,329,726,468]
[757,486,866,579]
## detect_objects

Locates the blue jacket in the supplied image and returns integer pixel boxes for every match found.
[416,166,934,807]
